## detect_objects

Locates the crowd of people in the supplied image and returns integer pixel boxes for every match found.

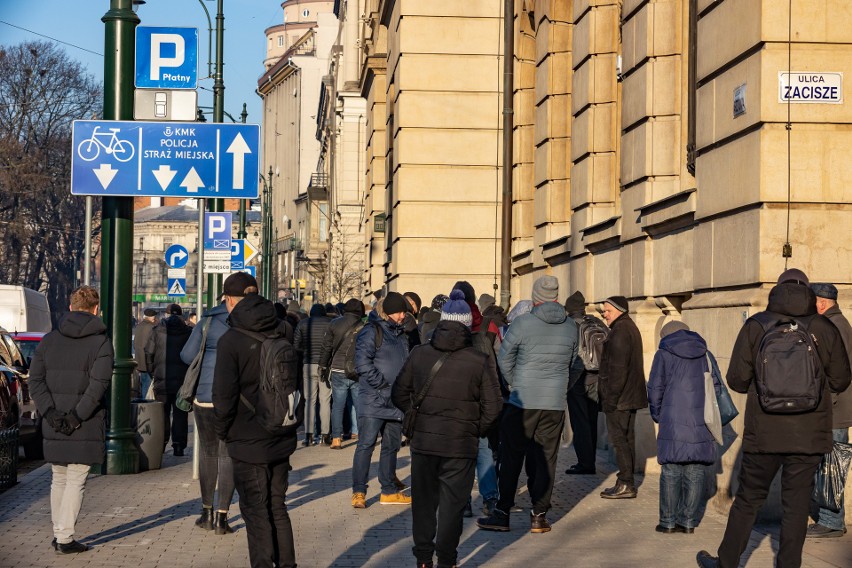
[25,267,851,568]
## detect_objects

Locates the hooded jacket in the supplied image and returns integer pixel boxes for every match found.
[822,303,852,428]
[392,321,502,459]
[28,311,113,465]
[145,314,192,395]
[294,304,333,364]
[354,312,409,420]
[418,310,441,344]
[598,312,648,412]
[180,303,229,404]
[212,294,297,463]
[497,301,582,411]
[648,330,721,465]
[727,283,851,454]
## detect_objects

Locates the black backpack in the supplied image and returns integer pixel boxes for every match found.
[233,328,304,434]
[339,320,365,380]
[751,312,824,414]
[578,315,609,372]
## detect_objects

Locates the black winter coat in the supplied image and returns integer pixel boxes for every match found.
[823,304,852,428]
[213,294,297,463]
[318,312,363,371]
[28,311,113,465]
[293,305,332,364]
[727,283,851,455]
[598,313,647,412]
[145,315,192,395]
[392,321,503,459]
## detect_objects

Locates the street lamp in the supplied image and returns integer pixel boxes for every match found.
[259,167,274,298]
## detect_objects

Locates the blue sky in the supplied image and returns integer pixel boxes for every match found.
[0,0,282,123]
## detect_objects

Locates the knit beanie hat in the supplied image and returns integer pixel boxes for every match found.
[777,268,809,286]
[343,298,366,316]
[440,289,473,328]
[383,292,408,316]
[404,292,422,312]
[531,275,559,304]
[431,294,449,311]
[564,291,585,314]
[605,296,629,313]
[811,283,838,300]
[660,321,690,339]
[478,293,496,311]
[452,281,476,305]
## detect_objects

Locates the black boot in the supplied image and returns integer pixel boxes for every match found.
[303,434,314,447]
[214,512,234,535]
[321,434,331,446]
[195,507,213,530]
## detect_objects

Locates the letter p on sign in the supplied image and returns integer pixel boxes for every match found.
[135,27,198,89]
[150,34,184,80]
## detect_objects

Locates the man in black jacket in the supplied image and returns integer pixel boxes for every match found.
[392,298,502,568]
[598,295,647,499]
[698,269,851,568]
[133,308,157,399]
[145,303,192,456]
[294,304,333,446]
[29,286,113,555]
[318,298,365,449]
[213,272,298,568]
[564,291,600,475]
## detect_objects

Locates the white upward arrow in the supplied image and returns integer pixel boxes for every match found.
[93,163,118,189]
[180,167,204,193]
[226,133,251,189]
[152,165,177,190]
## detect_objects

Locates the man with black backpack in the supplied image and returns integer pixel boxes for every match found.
[697,269,851,568]
[319,298,366,449]
[213,273,299,568]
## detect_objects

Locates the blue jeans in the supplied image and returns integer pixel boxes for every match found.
[816,428,849,531]
[476,437,498,501]
[659,462,704,529]
[138,372,152,400]
[331,372,360,439]
[352,416,402,495]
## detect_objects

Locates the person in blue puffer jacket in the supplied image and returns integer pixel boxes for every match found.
[350,292,411,508]
[647,321,722,535]
[180,299,235,535]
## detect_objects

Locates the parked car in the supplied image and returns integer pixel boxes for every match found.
[0,328,41,458]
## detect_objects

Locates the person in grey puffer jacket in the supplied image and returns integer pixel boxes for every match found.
[477,276,583,534]
[180,299,235,535]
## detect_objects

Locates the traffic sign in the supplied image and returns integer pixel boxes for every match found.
[203,259,232,273]
[230,239,261,270]
[70,120,260,198]
[168,278,187,297]
[204,212,232,261]
[236,266,257,278]
[134,89,198,121]
[136,27,198,89]
[165,244,189,269]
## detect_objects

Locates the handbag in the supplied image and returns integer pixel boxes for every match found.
[813,441,852,513]
[703,354,723,444]
[401,352,452,439]
[706,352,738,426]
[176,317,211,412]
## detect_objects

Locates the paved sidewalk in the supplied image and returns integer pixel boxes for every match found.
[0,433,849,568]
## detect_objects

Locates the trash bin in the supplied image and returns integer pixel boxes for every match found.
[0,427,19,489]
[132,401,165,471]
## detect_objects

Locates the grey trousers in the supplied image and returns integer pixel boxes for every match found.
[303,363,332,435]
[50,463,90,544]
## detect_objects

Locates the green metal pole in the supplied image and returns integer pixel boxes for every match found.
[100,0,140,475]
[237,103,248,240]
[264,167,273,297]
[206,0,226,307]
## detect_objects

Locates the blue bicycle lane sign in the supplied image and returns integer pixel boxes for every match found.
[70,120,260,199]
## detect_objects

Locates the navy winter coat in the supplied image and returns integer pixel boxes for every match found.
[180,303,229,404]
[647,329,721,465]
[354,312,409,421]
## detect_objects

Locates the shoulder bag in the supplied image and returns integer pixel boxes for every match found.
[176,317,211,412]
[401,352,452,439]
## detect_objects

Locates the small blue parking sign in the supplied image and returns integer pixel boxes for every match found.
[136,27,198,89]
[204,212,232,252]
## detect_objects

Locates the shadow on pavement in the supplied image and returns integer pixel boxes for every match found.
[83,498,199,546]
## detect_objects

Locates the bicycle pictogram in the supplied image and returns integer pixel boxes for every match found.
[77,126,135,162]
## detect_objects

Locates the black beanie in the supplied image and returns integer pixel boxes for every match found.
[343,298,365,316]
[605,296,629,313]
[452,281,476,305]
[564,291,586,314]
[404,292,422,312]
[383,292,408,316]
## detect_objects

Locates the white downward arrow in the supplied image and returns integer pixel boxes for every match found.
[93,163,118,189]
[152,165,177,190]
[180,167,204,193]
[226,133,251,190]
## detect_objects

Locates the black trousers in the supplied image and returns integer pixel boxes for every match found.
[566,378,599,470]
[411,453,476,567]
[232,458,296,568]
[155,392,188,449]
[717,452,821,568]
[496,404,564,515]
[604,409,636,486]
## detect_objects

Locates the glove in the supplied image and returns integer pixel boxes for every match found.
[60,410,83,436]
[320,368,331,388]
[44,408,69,433]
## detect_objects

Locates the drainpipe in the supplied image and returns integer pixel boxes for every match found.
[500,0,514,310]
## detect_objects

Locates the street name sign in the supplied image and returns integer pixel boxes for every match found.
[136,27,198,89]
[134,89,198,121]
[165,244,189,269]
[71,120,260,199]
[779,72,842,104]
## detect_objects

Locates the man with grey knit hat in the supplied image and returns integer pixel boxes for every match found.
[478,275,583,534]
[598,295,647,499]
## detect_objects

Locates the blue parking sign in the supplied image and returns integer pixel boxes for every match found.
[204,212,232,252]
[136,27,198,89]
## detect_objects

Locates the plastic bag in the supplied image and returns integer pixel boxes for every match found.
[813,441,852,513]
[704,367,723,444]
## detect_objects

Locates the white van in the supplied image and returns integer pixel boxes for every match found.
[0,285,52,332]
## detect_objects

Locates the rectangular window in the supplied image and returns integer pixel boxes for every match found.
[278,35,284,47]
[319,203,328,242]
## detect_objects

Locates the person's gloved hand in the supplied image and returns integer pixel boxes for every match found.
[44,408,68,433]
[60,409,83,436]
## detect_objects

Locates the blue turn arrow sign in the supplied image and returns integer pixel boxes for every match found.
[165,244,189,269]
[70,120,260,198]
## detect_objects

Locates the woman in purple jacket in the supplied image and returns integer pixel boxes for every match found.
[647,321,722,534]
